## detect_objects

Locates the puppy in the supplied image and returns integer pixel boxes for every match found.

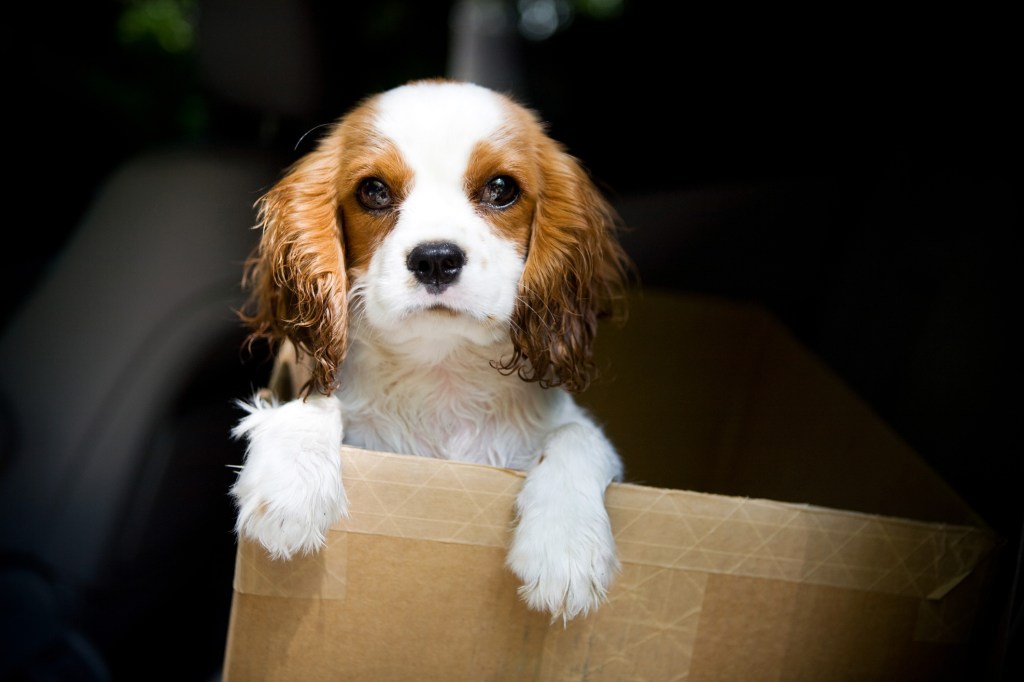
[231,79,631,621]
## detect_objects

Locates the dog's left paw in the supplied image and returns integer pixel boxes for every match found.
[506,483,619,622]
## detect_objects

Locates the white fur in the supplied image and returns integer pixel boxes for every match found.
[230,394,347,559]
[360,85,525,344]
[231,81,622,620]
[508,422,623,622]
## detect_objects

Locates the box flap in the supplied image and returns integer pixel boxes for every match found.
[235,447,996,602]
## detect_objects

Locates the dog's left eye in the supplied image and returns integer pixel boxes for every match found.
[479,176,520,209]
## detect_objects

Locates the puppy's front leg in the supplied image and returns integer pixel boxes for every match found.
[507,421,622,622]
[230,394,348,559]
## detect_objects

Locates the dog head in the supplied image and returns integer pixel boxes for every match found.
[241,79,631,396]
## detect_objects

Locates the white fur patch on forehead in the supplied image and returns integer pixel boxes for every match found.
[372,81,510,178]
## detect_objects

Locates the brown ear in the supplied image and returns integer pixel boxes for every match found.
[502,139,632,393]
[239,130,347,396]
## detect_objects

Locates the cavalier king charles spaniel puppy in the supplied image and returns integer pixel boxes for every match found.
[231,79,632,621]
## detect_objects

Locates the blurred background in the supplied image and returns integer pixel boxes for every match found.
[1,0,1019,680]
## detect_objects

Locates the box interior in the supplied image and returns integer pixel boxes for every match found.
[579,290,984,529]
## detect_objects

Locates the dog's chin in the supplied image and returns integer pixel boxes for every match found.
[409,295,499,323]
[422,302,463,317]
[360,302,509,358]
[405,302,498,332]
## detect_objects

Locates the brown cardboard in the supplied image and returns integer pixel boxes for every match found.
[222,291,999,681]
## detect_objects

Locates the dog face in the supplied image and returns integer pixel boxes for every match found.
[242,79,630,394]
[344,83,535,360]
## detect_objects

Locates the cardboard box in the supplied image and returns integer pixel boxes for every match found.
[222,292,999,681]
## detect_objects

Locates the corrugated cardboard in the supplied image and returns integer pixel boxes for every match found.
[222,291,999,682]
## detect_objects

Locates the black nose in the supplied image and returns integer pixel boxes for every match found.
[407,242,466,293]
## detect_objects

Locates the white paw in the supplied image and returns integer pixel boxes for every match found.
[230,394,347,560]
[506,475,619,622]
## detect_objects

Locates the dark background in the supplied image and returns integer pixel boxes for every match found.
[3,1,1020,680]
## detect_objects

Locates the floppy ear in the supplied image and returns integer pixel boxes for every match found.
[503,138,632,393]
[240,129,347,397]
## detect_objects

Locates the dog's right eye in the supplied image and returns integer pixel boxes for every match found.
[357,178,393,210]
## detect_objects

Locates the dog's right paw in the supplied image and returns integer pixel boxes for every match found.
[230,394,347,560]
[234,486,345,559]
